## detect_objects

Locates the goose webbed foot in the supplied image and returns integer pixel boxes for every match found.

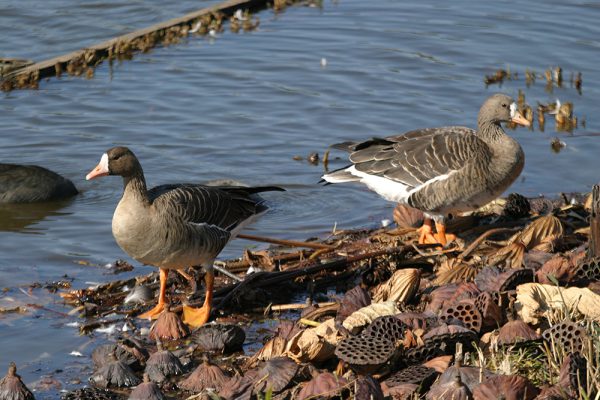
[417,219,455,246]
[182,270,214,328]
[182,304,211,328]
[138,268,168,320]
[138,301,165,320]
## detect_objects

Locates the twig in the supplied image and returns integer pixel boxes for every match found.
[269,301,336,311]
[298,318,320,327]
[208,244,411,311]
[458,227,519,259]
[213,264,243,282]
[237,233,335,250]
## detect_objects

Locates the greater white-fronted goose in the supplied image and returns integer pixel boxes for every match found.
[322,93,530,245]
[86,147,283,327]
[0,164,78,203]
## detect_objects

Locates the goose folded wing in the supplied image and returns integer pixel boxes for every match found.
[149,184,261,232]
[351,128,488,189]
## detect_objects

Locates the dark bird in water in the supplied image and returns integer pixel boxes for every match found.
[0,163,78,203]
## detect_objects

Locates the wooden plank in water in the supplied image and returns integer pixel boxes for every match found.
[0,0,277,91]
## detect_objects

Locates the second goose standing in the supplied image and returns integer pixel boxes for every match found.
[86,146,283,327]
[322,93,530,245]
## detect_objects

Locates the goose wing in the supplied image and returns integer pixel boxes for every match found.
[148,184,281,232]
[348,126,488,189]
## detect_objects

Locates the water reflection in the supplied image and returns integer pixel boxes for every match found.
[0,199,75,233]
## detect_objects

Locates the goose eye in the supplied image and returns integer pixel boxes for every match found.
[501,103,507,108]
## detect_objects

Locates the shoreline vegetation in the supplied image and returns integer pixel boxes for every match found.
[3,190,598,399]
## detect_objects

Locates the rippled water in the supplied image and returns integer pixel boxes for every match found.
[1,0,600,393]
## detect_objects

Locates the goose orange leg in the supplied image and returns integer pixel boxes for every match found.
[417,218,438,244]
[434,222,456,246]
[182,270,214,328]
[138,268,168,320]
[417,219,456,246]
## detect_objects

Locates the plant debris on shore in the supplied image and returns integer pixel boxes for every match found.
[35,190,599,399]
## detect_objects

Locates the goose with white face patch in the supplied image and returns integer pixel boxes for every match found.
[86,146,284,327]
[322,93,530,245]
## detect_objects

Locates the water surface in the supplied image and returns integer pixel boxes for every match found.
[1,0,599,394]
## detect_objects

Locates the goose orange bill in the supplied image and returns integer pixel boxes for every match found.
[511,110,530,127]
[86,153,109,180]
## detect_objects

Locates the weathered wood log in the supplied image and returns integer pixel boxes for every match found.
[0,0,280,91]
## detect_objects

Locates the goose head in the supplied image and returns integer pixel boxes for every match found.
[86,146,141,180]
[478,93,530,127]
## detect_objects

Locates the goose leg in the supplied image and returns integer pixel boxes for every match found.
[182,270,214,328]
[138,268,168,320]
[417,218,438,244]
[434,222,456,246]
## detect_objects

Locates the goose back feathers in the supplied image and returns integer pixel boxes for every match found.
[322,94,527,221]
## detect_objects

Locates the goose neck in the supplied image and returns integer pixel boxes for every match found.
[122,173,149,204]
[477,120,507,143]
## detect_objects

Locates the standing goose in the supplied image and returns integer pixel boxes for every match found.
[0,164,78,203]
[86,147,283,327]
[322,93,530,245]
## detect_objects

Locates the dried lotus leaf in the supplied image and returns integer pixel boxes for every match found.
[426,372,472,400]
[558,352,586,393]
[0,363,34,400]
[472,374,539,400]
[475,267,533,293]
[384,383,420,399]
[536,256,574,285]
[178,360,228,392]
[90,358,140,388]
[475,292,503,330]
[148,309,189,341]
[372,268,420,304]
[253,357,299,393]
[489,241,526,269]
[276,320,302,340]
[246,336,288,368]
[335,285,371,326]
[354,375,385,400]
[511,215,563,251]
[496,320,541,346]
[285,318,339,363]
[535,384,570,399]
[449,282,481,303]
[297,372,348,400]
[129,376,166,400]
[422,355,453,373]
[516,283,600,324]
[145,349,183,383]
[342,301,399,334]
[426,284,459,313]
[393,204,424,229]
[436,365,494,392]
[434,258,478,285]
[191,323,245,353]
